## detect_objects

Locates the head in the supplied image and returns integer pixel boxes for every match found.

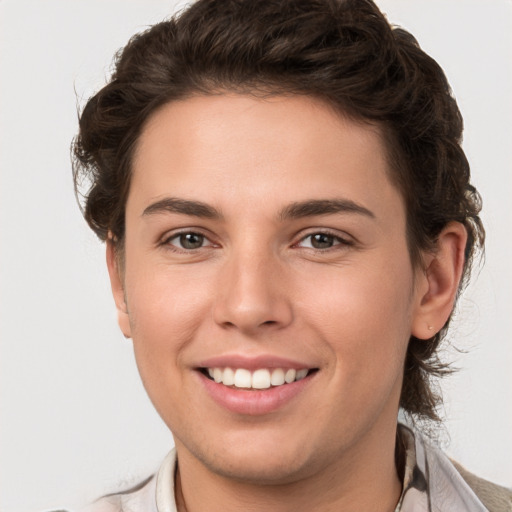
[73,0,483,434]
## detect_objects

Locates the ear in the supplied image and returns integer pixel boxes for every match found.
[106,237,132,339]
[411,222,468,340]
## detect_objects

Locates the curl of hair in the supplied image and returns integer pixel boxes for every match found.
[73,0,484,422]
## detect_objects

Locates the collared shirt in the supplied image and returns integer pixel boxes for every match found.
[83,424,505,512]
[394,424,488,511]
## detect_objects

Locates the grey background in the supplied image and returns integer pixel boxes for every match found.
[1,0,511,510]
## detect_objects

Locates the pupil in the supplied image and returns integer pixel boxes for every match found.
[180,233,203,249]
[311,233,333,249]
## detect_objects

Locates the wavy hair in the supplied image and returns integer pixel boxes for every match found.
[73,0,484,421]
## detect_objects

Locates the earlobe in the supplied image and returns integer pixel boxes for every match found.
[106,237,132,339]
[411,222,468,340]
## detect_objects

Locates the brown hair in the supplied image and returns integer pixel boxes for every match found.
[73,0,484,422]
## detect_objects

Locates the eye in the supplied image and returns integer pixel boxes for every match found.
[297,232,350,250]
[165,231,211,250]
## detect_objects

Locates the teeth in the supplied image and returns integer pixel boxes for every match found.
[205,367,311,389]
[234,368,252,388]
[213,368,223,383]
[296,369,308,380]
[270,368,285,386]
[284,369,296,383]
[223,367,235,386]
[252,369,271,389]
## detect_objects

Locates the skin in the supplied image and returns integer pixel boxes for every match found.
[107,94,467,512]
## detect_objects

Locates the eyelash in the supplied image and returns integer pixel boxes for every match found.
[160,229,353,253]
[294,230,353,251]
[160,230,215,252]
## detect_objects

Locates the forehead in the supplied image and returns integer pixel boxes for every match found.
[129,94,401,221]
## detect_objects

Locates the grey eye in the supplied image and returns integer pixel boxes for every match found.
[309,233,336,249]
[178,232,205,249]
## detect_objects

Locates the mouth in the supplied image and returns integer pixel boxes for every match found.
[199,367,318,390]
[195,355,319,414]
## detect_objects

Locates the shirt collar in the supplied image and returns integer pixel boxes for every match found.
[154,424,487,512]
[395,423,487,512]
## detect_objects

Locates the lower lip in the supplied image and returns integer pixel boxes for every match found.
[198,371,315,415]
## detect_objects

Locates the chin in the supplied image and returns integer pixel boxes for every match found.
[186,431,324,486]
[203,451,314,486]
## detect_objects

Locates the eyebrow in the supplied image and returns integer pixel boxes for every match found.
[141,197,375,221]
[142,198,222,219]
[278,199,375,221]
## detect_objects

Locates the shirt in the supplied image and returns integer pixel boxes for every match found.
[82,424,511,512]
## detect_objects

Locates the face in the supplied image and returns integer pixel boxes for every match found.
[111,94,430,484]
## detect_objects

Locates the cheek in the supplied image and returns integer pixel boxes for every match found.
[124,270,215,424]
[125,266,213,371]
[297,261,414,380]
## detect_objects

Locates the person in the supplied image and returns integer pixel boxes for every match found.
[72,0,511,510]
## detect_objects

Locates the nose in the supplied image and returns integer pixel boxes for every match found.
[213,249,293,335]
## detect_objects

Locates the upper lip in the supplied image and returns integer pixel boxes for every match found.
[196,354,316,371]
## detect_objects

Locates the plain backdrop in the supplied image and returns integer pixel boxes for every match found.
[1,1,511,510]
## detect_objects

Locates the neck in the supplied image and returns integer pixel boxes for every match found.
[174,423,402,512]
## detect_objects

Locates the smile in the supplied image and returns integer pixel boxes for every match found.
[198,366,318,415]
[204,367,311,389]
